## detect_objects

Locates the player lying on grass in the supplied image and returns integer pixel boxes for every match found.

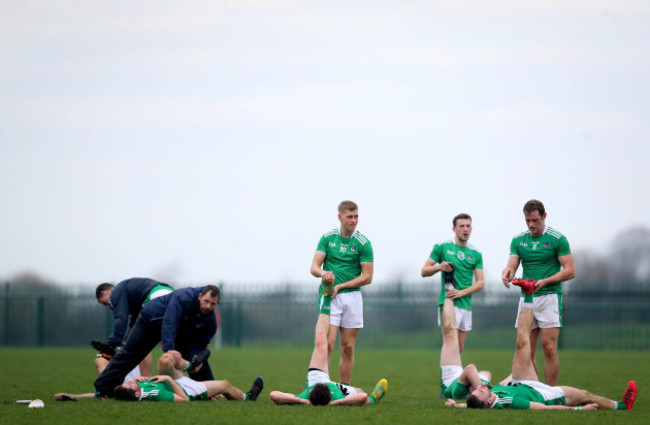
[439,282,491,400]
[269,311,387,406]
[113,351,263,402]
[54,348,142,401]
[55,352,264,403]
[447,281,637,410]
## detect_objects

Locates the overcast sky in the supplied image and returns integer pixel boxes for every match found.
[1,1,649,289]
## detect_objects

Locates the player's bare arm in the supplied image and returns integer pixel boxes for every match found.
[152,375,189,402]
[502,255,520,288]
[421,259,453,277]
[331,262,373,297]
[534,254,575,290]
[445,399,467,408]
[529,401,597,410]
[330,392,368,406]
[269,391,310,405]
[311,252,335,283]
[447,269,485,300]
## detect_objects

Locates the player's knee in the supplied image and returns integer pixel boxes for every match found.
[341,343,355,358]
[515,338,529,352]
[541,340,557,355]
[441,318,455,336]
[158,352,175,369]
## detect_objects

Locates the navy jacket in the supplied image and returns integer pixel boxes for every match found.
[107,277,172,347]
[139,286,217,352]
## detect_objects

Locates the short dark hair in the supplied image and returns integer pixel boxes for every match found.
[309,383,332,406]
[113,385,138,401]
[338,200,358,214]
[453,213,472,227]
[95,283,114,300]
[523,199,545,215]
[201,285,221,300]
[466,393,485,409]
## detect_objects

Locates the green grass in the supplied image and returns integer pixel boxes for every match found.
[0,347,647,425]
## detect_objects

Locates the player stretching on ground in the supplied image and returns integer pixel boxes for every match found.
[439,290,491,400]
[269,308,387,406]
[57,352,263,403]
[448,286,637,410]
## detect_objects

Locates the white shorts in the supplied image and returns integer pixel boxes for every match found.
[330,291,363,328]
[306,369,357,395]
[511,379,565,402]
[124,366,141,384]
[515,294,562,329]
[440,365,463,387]
[440,365,490,387]
[175,376,207,397]
[437,306,472,332]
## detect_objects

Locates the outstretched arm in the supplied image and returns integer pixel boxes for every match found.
[54,392,96,399]
[270,391,310,405]
[530,402,598,410]
[330,392,368,406]
[445,399,466,408]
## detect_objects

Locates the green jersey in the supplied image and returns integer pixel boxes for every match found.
[509,227,571,296]
[490,384,565,409]
[316,228,373,294]
[137,381,175,402]
[430,241,483,310]
[295,382,347,402]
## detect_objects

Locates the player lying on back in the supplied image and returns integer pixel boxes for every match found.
[446,283,637,411]
[438,286,491,400]
[269,311,387,406]
[56,352,264,403]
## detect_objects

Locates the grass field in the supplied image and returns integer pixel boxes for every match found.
[1,347,647,425]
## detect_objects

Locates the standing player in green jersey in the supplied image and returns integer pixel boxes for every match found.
[448,291,637,411]
[310,200,374,385]
[502,200,575,386]
[421,213,484,353]
[269,310,387,406]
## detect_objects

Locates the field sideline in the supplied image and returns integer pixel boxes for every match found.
[1,347,647,425]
